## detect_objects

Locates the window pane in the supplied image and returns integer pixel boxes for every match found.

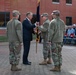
[66,0,72,4]
[66,17,72,25]
[0,12,10,27]
[52,0,59,2]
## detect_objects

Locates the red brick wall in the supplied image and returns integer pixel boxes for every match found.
[40,0,76,24]
[0,0,76,23]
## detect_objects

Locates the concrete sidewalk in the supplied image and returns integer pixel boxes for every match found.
[0,41,76,75]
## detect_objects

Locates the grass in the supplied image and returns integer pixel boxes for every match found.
[0,36,7,42]
[0,35,36,42]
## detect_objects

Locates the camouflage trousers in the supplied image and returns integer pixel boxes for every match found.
[51,42,62,66]
[9,42,21,65]
[43,39,51,60]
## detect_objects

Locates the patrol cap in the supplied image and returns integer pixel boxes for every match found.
[51,10,60,16]
[12,10,20,17]
[41,13,49,17]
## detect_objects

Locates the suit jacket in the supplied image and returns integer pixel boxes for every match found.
[7,18,22,43]
[22,18,36,41]
[38,19,50,41]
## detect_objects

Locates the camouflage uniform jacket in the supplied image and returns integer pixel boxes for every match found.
[7,18,22,43]
[48,17,65,43]
[38,19,50,41]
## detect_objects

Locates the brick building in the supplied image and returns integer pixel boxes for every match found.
[0,0,76,34]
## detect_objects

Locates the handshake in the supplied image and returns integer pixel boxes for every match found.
[35,22,40,27]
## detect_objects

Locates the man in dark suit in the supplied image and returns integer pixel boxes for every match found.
[22,12,36,65]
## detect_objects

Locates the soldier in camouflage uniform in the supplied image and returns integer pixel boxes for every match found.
[48,10,65,71]
[7,10,22,71]
[38,13,52,65]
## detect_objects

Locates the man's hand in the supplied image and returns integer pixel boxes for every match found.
[35,22,39,27]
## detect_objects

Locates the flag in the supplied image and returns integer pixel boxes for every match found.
[36,0,40,53]
[36,0,40,22]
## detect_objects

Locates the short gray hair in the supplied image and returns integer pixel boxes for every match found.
[12,10,20,17]
[26,12,33,17]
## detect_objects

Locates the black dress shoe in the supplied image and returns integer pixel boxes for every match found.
[28,61,31,64]
[23,62,31,65]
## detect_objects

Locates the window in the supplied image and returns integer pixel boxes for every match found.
[66,0,72,4]
[66,17,72,25]
[52,0,59,2]
[0,12,10,27]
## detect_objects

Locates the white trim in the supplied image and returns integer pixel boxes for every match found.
[0,27,6,30]
[66,3,72,6]
[52,2,60,4]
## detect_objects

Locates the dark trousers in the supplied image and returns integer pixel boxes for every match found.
[23,40,30,63]
[39,35,42,43]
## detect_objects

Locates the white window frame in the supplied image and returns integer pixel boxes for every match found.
[52,0,60,4]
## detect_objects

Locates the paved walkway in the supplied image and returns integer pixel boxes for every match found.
[0,41,76,75]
